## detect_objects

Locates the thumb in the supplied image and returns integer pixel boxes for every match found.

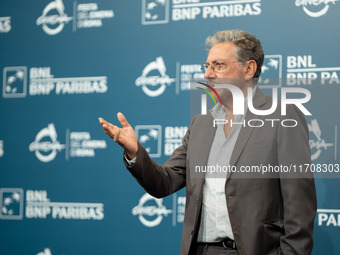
[117,112,131,128]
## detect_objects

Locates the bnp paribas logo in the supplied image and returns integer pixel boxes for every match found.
[142,0,169,25]
[295,0,339,18]
[0,188,24,220]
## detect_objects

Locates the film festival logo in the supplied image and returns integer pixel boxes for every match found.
[2,66,27,98]
[36,0,72,35]
[135,56,175,97]
[36,0,114,34]
[29,123,107,162]
[135,125,162,158]
[132,193,172,227]
[0,188,24,220]
[29,123,66,163]
[295,0,339,17]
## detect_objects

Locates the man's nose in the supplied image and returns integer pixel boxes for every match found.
[204,66,217,80]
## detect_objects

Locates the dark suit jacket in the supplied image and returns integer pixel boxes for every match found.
[125,87,317,255]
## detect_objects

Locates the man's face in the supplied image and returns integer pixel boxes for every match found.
[204,42,249,103]
[204,42,245,80]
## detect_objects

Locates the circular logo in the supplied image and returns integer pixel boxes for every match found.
[132,193,172,227]
[36,0,73,35]
[135,57,175,97]
[29,124,65,162]
[295,0,336,18]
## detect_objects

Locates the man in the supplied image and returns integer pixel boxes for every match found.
[99,30,317,255]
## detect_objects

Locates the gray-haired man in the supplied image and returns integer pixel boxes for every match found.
[99,30,317,255]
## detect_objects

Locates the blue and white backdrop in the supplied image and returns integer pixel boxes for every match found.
[1,0,340,254]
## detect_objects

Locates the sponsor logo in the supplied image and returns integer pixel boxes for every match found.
[36,0,73,35]
[135,125,162,157]
[142,0,169,24]
[0,140,3,157]
[2,67,27,98]
[0,17,11,33]
[25,190,104,220]
[142,0,262,25]
[29,67,108,96]
[2,66,108,98]
[136,125,188,157]
[0,188,24,220]
[37,248,52,255]
[29,124,107,162]
[258,55,282,88]
[29,123,66,163]
[132,193,172,227]
[308,119,334,161]
[0,189,104,221]
[173,0,261,21]
[295,0,339,18]
[164,126,188,155]
[287,55,340,85]
[317,209,340,226]
[135,57,175,97]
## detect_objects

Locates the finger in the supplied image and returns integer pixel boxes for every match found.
[101,122,119,138]
[99,118,119,134]
[102,125,114,139]
[98,117,110,127]
[117,112,131,128]
[113,128,120,142]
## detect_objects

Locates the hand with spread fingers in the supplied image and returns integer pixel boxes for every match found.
[98,112,138,159]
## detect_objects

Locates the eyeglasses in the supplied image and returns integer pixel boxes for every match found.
[200,61,241,73]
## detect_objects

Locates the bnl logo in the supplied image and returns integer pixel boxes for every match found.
[135,125,162,158]
[2,67,27,98]
[142,0,169,25]
[0,188,24,220]
[257,55,282,88]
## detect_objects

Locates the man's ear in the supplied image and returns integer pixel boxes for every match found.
[244,60,257,81]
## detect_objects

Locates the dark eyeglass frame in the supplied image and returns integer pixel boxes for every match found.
[200,61,242,73]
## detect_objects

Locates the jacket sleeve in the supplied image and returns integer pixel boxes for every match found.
[278,105,317,255]
[123,116,197,198]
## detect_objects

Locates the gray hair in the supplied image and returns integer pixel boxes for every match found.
[205,30,264,79]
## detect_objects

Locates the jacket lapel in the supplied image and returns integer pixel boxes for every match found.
[190,113,217,187]
[227,88,267,179]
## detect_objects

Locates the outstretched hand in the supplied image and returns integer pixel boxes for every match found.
[98,112,138,159]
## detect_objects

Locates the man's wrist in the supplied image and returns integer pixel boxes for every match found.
[126,152,137,160]
[124,151,137,166]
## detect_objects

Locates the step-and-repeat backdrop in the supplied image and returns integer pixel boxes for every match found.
[1,1,340,254]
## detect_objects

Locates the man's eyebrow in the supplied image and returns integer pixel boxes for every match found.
[206,60,225,64]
